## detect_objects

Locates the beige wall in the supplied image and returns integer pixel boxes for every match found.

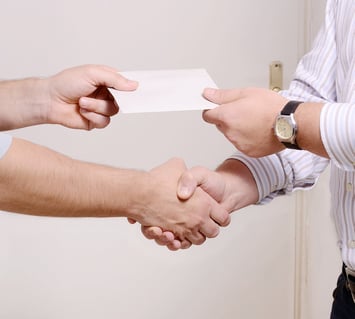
[0,1,305,318]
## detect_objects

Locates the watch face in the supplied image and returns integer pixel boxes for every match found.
[275,117,294,140]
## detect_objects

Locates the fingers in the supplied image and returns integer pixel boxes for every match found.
[78,102,117,130]
[198,204,230,237]
[202,88,243,125]
[203,88,242,104]
[160,239,191,251]
[142,226,168,241]
[88,65,138,92]
[79,95,118,116]
[175,188,227,243]
[177,166,230,243]
[202,108,221,125]
[142,225,206,247]
[79,108,110,129]
[141,226,192,250]
[139,201,228,251]
[166,240,183,251]
[78,90,119,129]
[185,231,207,245]
[212,205,231,227]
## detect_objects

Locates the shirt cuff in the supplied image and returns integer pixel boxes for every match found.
[320,102,355,171]
[229,152,287,204]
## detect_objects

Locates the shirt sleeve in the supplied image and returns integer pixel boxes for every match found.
[230,150,329,204]
[321,103,355,171]
[280,0,337,103]
[0,133,12,159]
[282,0,355,171]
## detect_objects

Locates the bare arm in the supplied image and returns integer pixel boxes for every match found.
[0,138,230,244]
[0,137,145,217]
[0,64,138,131]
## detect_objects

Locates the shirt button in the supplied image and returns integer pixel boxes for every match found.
[346,183,353,192]
[348,240,355,249]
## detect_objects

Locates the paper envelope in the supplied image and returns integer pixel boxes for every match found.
[109,68,218,113]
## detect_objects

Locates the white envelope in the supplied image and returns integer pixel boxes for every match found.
[110,69,218,113]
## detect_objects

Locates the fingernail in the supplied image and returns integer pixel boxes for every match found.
[79,107,88,114]
[204,88,217,96]
[79,97,89,108]
[127,79,139,89]
[178,186,190,198]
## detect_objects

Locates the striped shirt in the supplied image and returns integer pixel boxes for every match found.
[231,0,355,269]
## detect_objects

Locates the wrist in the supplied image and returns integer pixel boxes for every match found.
[217,159,258,212]
[0,78,46,130]
[30,77,51,125]
[294,102,328,157]
[121,170,155,222]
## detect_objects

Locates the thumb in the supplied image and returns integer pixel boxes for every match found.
[178,166,226,204]
[203,88,242,104]
[177,171,198,200]
[177,166,218,200]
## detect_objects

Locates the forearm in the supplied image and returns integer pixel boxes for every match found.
[0,78,48,130]
[294,102,328,158]
[0,139,230,244]
[0,138,148,218]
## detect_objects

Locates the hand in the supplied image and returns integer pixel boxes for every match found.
[128,158,231,249]
[139,166,230,250]
[202,87,288,157]
[141,159,259,250]
[45,64,138,130]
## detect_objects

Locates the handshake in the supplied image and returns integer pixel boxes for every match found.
[125,157,257,251]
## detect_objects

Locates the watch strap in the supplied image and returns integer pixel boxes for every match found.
[283,142,301,150]
[281,100,303,116]
[280,100,303,150]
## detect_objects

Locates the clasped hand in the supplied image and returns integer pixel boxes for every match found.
[128,158,231,250]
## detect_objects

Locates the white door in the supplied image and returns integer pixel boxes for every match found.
[0,1,304,318]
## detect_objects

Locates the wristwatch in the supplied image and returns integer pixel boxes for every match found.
[274,100,303,150]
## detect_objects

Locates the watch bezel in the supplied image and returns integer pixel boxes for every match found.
[274,100,303,150]
[275,113,298,143]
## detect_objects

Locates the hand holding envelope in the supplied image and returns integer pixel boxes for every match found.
[109,68,218,113]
